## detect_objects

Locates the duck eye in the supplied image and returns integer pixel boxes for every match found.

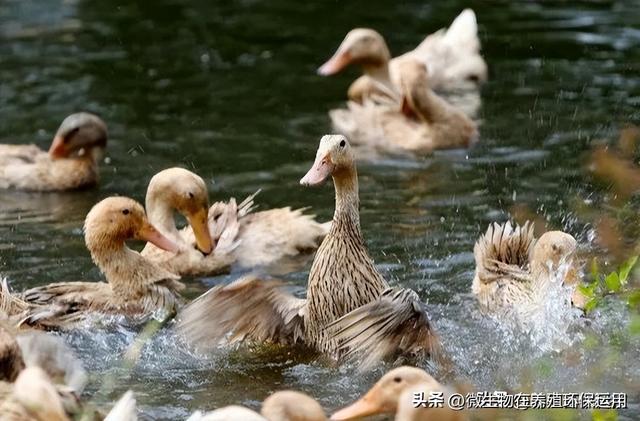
[393,377,402,383]
[188,192,195,199]
[551,244,558,252]
[122,209,130,215]
[339,139,346,148]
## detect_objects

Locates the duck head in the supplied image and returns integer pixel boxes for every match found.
[145,168,214,255]
[300,135,354,187]
[531,231,577,279]
[331,366,440,420]
[262,390,327,421]
[13,366,69,421]
[84,196,179,255]
[48,112,108,159]
[318,29,391,76]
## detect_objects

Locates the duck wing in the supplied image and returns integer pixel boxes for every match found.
[0,144,44,165]
[209,190,330,269]
[176,275,306,349]
[16,282,120,329]
[473,221,535,285]
[328,287,440,370]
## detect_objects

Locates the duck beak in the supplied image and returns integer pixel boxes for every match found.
[330,387,387,420]
[136,222,180,253]
[48,135,67,159]
[187,208,214,255]
[318,51,351,76]
[300,153,334,186]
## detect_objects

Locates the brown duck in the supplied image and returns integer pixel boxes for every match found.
[473,221,580,317]
[0,324,88,420]
[332,58,478,154]
[318,10,487,103]
[331,366,467,421]
[141,167,330,276]
[177,135,439,369]
[188,390,327,421]
[1,197,183,330]
[0,113,108,191]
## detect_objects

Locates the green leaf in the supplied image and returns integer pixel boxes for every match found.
[628,290,640,310]
[578,283,596,299]
[630,314,640,336]
[604,271,621,292]
[618,255,638,284]
[584,297,600,313]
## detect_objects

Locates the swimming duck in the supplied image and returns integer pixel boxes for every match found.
[472,221,579,317]
[0,113,108,191]
[331,366,466,421]
[187,390,327,421]
[141,167,330,275]
[331,58,478,154]
[0,324,89,420]
[1,197,184,330]
[0,366,70,421]
[318,10,487,101]
[177,135,439,369]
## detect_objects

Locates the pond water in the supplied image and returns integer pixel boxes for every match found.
[1,0,639,419]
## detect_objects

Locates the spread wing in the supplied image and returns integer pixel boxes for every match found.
[328,288,440,371]
[474,221,535,285]
[176,275,306,349]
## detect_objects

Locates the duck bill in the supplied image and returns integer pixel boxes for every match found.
[300,153,334,186]
[330,390,387,420]
[187,208,214,255]
[136,222,180,253]
[318,51,351,76]
[48,135,67,159]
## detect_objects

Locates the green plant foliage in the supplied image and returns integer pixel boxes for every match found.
[580,256,639,314]
[592,409,618,421]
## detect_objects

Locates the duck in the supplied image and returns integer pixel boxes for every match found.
[0,197,184,330]
[0,113,108,191]
[331,58,478,154]
[0,325,87,420]
[187,390,327,421]
[0,366,70,421]
[141,167,330,276]
[331,366,467,421]
[318,10,487,102]
[177,135,440,369]
[472,221,580,318]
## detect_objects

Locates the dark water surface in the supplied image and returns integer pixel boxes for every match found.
[1,0,639,419]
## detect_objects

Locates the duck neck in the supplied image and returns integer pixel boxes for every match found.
[409,87,451,124]
[364,63,395,94]
[145,196,182,244]
[88,240,162,297]
[330,164,361,238]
